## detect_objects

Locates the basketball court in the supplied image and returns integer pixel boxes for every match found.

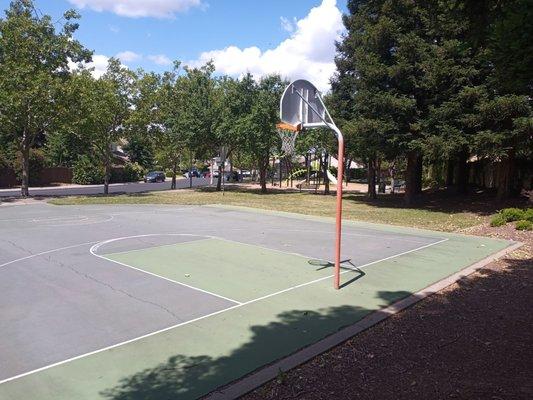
[0,202,516,399]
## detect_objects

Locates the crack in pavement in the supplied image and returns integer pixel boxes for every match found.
[1,239,34,258]
[45,255,185,322]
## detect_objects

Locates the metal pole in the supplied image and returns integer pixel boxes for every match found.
[296,89,345,289]
[331,125,344,290]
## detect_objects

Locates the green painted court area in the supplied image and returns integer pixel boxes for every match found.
[107,238,337,303]
[0,208,513,400]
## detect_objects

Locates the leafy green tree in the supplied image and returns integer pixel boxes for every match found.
[244,75,285,193]
[124,70,162,169]
[71,60,134,194]
[179,62,220,187]
[214,74,256,190]
[156,64,188,189]
[0,0,91,196]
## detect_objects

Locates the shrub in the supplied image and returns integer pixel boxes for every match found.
[515,220,532,231]
[123,162,145,182]
[523,208,533,222]
[490,213,507,227]
[72,156,104,185]
[500,208,525,222]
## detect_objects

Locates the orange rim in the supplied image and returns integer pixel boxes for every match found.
[276,122,302,132]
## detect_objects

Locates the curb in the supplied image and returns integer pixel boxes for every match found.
[203,241,523,400]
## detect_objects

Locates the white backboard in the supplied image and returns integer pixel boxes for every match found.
[280,79,328,128]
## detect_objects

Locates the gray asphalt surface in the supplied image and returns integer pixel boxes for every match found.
[0,203,443,381]
[0,177,208,198]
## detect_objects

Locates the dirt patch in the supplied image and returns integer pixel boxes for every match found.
[241,225,532,400]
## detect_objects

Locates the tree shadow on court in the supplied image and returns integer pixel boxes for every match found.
[99,290,413,400]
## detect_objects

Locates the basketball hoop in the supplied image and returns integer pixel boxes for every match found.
[276,122,301,157]
[280,79,345,290]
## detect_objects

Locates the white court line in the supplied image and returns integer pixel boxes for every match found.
[99,237,213,257]
[0,241,99,269]
[0,215,88,223]
[0,214,115,227]
[90,235,243,305]
[48,215,114,227]
[0,236,449,385]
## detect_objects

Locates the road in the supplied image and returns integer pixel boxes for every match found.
[0,177,209,198]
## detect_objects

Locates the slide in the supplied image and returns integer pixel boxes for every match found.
[326,169,337,185]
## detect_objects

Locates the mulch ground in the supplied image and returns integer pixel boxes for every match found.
[241,224,532,400]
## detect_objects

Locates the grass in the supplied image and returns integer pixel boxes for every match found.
[48,187,491,232]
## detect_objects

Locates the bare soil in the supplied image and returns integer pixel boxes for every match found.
[242,224,532,400]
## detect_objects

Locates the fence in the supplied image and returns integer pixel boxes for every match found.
[0,167,72,188]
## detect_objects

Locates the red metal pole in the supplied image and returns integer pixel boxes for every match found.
[334,134,344,289]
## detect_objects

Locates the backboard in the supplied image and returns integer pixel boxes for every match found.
[280,79,330,128]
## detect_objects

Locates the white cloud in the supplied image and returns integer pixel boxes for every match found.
[67,0,203,18]
[148,54,172,66]
[280,16,295,33]
[116,50,142,63]
[190,0,344,92]
[69,54,111,78]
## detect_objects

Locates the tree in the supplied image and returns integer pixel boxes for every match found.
[0,0,91,196]
[484,0,533,199]
[180,62,220,188]
[214,74,256,190]
[124,70,163,169]
[71,59,134,194]
[156,64,187,190]
[332,0,420,201]
[244,75,285,193]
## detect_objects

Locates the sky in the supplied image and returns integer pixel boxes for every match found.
[0,0,347,91]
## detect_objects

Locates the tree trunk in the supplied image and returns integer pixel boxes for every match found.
[496,149,515,201]
[20,144,30,197]
[279,158,283,187]
[103,155,110,195]
[216,164,222,191]
[189,153,193,189]
[415,152,423,194]
[271,157,275,186]
[171,160,177,190]
[259,160,268,193]
[455,149,469,194]
[445,159,454,186]
[367,156,377,199]
[323,152,330,195]
[345,158,352,185]
[405,150,422,205]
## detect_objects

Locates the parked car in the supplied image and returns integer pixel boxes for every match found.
[144,171,166,183]
[183,170,201,178]
[226,171,242,182]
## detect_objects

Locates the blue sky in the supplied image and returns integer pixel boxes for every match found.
[1,0,347,90]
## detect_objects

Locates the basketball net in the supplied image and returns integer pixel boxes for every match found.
[276,122,301,157]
